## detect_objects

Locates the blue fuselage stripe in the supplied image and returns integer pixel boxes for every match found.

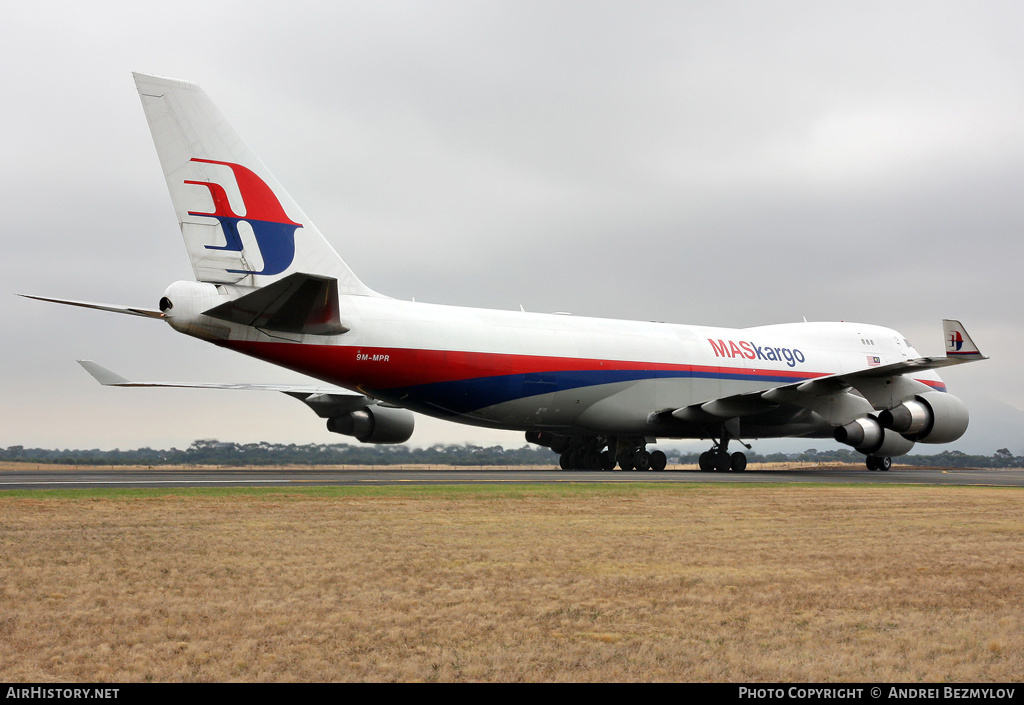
[375,367,818,416]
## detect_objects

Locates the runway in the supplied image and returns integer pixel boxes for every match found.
[2,465,1023,490]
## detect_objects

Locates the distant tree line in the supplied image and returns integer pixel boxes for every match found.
[0,440,1021,468]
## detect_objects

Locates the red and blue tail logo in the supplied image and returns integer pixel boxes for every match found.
[948,330,964,351]
[185,158,301,276]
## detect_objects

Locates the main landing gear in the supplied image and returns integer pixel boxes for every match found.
[616,446,668,472]
[698,446,747,472]
[698,430,748,472]
[526,432,668,471]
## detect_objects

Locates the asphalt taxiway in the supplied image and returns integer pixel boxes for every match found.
[2,465,1023,490]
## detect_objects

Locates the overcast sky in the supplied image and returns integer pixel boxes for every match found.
[4,1,1022,454]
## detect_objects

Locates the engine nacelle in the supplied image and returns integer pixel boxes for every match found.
[327,406,414,444]
[878,392,969,444]
[834,416,916,457]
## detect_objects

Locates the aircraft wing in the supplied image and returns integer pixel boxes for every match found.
[804,319,986,387]
[78,360,380,418]
[668,319,987,426]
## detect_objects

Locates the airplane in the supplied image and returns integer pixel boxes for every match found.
[22,73,988,473]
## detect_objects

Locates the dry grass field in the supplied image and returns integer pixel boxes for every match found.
[1,483,1022,682]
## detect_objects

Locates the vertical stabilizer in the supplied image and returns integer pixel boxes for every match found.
[133,72,377,295]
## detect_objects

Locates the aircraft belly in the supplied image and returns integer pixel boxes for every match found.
[470,380,657,432]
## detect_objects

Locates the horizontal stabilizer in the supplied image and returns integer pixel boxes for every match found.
[19,294,164,319]
[203,272,348,335]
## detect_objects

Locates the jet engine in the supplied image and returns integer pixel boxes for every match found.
[834,416,916,457]
[877,392,969,444]
[327,406,415,444]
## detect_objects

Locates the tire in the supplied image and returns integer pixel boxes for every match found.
[714,451,731,473]
[567,449,584,470]
[650,450,667,472]
[633,451,651,471]
[730,452,747,472]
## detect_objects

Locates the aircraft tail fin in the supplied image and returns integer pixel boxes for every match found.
[133,72,377,295]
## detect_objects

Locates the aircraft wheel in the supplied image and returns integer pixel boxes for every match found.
[599,450,616,471]
[559,452,572,470]
[730,452,747,472]
[633,450,651,471]
[879,456,892,471]
[866,456,879,471]
[714,451,732,473]
[573,448,589,471]
[699,452,712,472]
[582,450,601,470]
[619,457,634,471]
[650,450,667,472]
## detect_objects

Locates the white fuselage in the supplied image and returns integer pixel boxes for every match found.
[163,281,943,440]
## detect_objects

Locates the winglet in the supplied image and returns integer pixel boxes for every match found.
[78,360,133,386]
[943,320,986,361]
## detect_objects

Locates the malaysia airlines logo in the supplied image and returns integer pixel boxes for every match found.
[185,158,301,276]
[948,330,964,351]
